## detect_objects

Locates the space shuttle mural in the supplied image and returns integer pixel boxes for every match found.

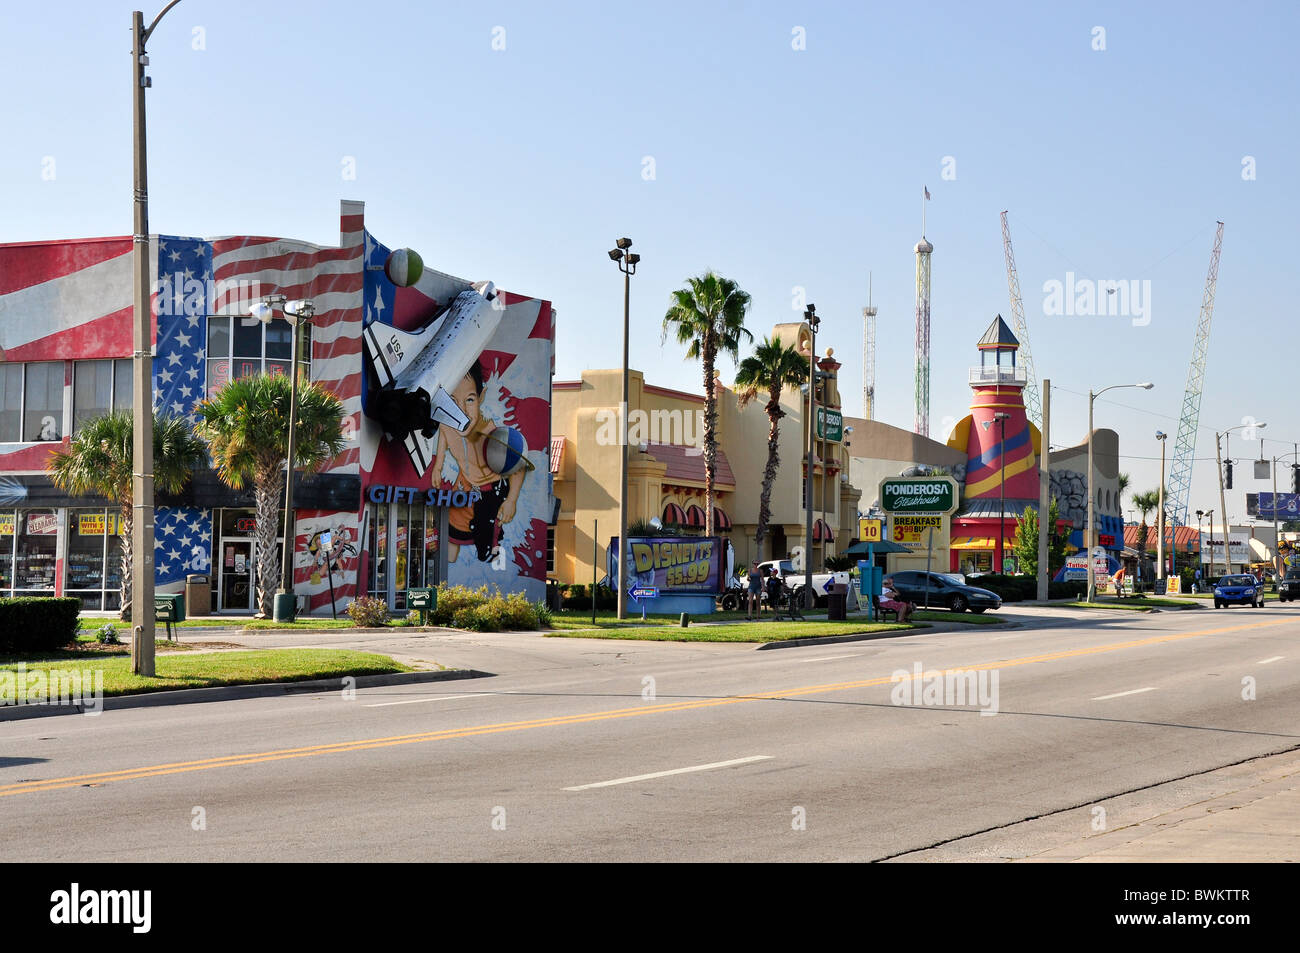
[360,243,554,596]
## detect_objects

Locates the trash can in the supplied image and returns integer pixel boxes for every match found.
[827,584,847,621]
[546,579,563,613]
[157,591,185,623]
[185,574,210,617]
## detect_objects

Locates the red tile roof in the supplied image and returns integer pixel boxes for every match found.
[1124,524,1200,551]
[644,442,735,489]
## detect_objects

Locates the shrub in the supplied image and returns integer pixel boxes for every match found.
[346,596,390,628]
[0,598,81,654]
[96,623,122,645]
[436,584,552,632]
[1048,580,1088,600]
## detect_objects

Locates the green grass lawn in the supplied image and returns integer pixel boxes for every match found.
[1063,596,1201,610]
[0,649,412,699]
[546,619,914,643]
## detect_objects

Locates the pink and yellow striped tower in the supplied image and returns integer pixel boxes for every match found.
[946,315,1042,571]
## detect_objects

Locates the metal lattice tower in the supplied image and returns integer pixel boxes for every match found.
[863,273,877,420]
[914,237,932,436]
[1000,211,1042,428]
[1168,222,1225,528]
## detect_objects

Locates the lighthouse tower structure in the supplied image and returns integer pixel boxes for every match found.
[946,315,1044,572]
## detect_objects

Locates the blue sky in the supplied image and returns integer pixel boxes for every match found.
[3,0,1296,525]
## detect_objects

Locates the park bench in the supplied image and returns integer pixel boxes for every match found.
[154,599,179,642]
[872,595,899,622]
[769,585,805,621]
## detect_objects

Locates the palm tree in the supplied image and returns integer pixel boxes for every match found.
[1117,472,1131,514]
[47,410,207,618]
[663,272,753,537]
[1132,489,1160,588]
[735,336,805,558]
[194,374,346,617]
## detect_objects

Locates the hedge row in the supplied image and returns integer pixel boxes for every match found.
[969,574,1086,602]
[558,584,617,611]
[0,598,81,653]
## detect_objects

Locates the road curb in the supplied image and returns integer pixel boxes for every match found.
[0,667,492,722]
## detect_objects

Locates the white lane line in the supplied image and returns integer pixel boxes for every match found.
[1259,656,1285,665]
[1092,687,1157,701]
[797,654,861,663]
[364,693,494,708]
[564,755,773,791]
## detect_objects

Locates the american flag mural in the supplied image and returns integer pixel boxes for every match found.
[0,200,554,613]
[154,506,213,591]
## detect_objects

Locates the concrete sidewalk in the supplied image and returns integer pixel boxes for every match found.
[1020,747,1300,863]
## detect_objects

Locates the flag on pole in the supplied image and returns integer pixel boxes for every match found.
[924,186,931,200]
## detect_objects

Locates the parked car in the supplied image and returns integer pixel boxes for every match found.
[889,570,1002,613]
[1278,570,1300,602]
[1213,574,1264,608]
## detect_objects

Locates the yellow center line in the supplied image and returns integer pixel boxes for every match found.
[2,617,1290,798]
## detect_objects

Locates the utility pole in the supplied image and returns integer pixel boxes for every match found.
[129,1,183,676]
[1037,380,1050,600]
[803,305,819,608]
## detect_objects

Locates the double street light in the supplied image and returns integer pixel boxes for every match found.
[250,294,317,621]
[1086,382,1153,601]
[1196,508,1214,581]
[803,304,819,608]
[607,238,640,621]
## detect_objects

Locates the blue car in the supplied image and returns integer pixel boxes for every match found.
[1214,574,1263,608]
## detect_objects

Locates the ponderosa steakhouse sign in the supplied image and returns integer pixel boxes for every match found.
[878,477,958,514]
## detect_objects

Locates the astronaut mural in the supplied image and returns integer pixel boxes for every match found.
[360,241,554,602]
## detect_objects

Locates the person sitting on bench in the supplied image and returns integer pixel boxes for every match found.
[880,576,914,622]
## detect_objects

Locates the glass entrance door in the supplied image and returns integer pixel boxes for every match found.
[220,540,253,612]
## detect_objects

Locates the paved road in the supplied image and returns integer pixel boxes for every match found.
[2,604,1298,861]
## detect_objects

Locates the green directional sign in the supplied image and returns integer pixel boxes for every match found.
[879,477,958,514]
[816,408,843,441]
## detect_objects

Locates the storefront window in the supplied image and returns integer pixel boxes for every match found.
[0,366,21,442]
[207,316,306,396]
[64,508,125,610]
[15,509,57,591]
[0,510,14,590]
[23,363,64,442]
[73,360,133,434]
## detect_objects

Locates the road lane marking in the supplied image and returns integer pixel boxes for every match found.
[797,654,861,663]
[1092,687,1157,701]
[1259,656,1285,664]
[364,693,494,708]
[564,756,773,791]
[3,616,1292,798]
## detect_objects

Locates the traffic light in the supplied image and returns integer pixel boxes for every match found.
[1225,459,1233,490]
[1292,464,1299,495]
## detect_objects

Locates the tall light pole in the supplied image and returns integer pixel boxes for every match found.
[1196,509,1206,587]
[803,304,819,608]
[130,1,184,676]
[1037,379,1051,600]
[608,239,640,620]
[1156,431,1167,582]
[251,295,317,621]
[1087,382,1153,601]
[1214,421,1265,578]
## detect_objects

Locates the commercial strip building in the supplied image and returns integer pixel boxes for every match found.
[550,319,860,584]
[0,201,555,614]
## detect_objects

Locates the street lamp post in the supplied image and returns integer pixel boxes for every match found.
[803,304,819,608]
[1086,382,1153,601]
[608,239,640,621]
[1156,431,1167,582]
[130,0,184,677]
[251,295,317,621]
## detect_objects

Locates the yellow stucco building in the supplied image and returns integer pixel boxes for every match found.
[550,320,861,585]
